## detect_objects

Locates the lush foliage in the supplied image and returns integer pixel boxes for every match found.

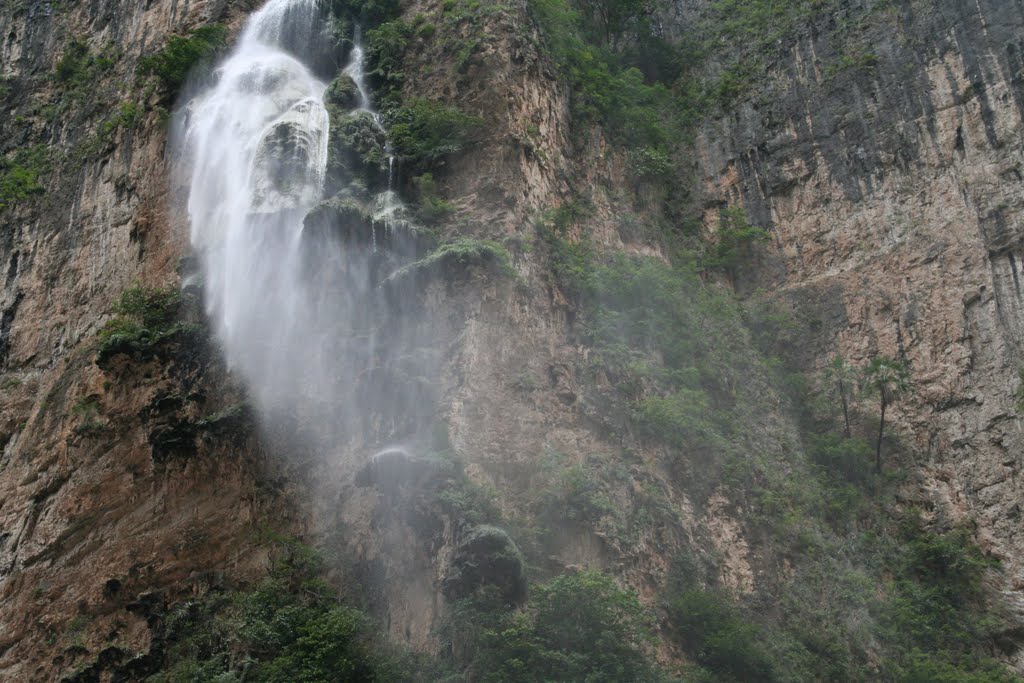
[411,172,455,223]
[385,98,482,173]
[445,571,668,682]
[528,0,694,152]
[706,206,770,279]
[0,144,48,211]
[150,538,416,682]
[669,588,776,681]
[139,25,228,99]
[97,286,196,361]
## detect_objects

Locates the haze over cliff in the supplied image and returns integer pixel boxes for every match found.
[1,0,1023,681]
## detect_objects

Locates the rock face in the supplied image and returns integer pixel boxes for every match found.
[695,0,1024,596]
[2,0,1024,679]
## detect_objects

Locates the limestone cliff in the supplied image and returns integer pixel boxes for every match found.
[0,0,1022,681]
[695,0,1024,627]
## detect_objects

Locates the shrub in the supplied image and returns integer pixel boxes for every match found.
[668,589,776,682]
[97,285,191,362]
[139,24,228,99]
[153,538,402,682]
[411,172,455,224]
[451,570,666,682]
[0,144,49,211]
[365,19,413,103]
[389,237,512,284]
[385,98,482,172]
[708,205,770,277]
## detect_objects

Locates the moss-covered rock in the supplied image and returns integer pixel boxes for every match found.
[325,109,388,193]
[324,73,361,110]
[384,237,513,292]
[444,525,527,605]
[303,195,376,244]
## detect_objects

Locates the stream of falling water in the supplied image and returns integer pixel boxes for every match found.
[180,0,344,415]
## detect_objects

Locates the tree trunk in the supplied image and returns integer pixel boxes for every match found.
[875,398,887,474]
[839,379,851,438]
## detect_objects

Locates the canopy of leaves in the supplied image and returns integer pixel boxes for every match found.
[862,355,910,405]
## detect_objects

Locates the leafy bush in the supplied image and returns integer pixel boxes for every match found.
[365,19,413,104]
[329,0,403,25]
[139,25,228,99]
[411,172,455,223]
[0,144,48,211]
[668,589,776,682]
[390,237,513,285]
[385,98,482,172]
[152,538,407,682]
[450,570,666,682]
[707,206,770,277]
[528,0,693,157]
[97,285,193,362]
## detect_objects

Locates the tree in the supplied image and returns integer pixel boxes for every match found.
[579,0,654,48]
[862,356,910,474]
[823,355,857,438]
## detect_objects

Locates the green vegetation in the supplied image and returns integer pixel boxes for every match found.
[328,0,402,26]
[150,537,422,682]
[138,25,228,100]
[391,237,513,284]
[411,173,455,223]
[0,144,49,211]
[54,40,117,88]
[706,206,771,280]
[445,570,668,682]
[97,285,197,362]
[1015,368,1024,413]
[669,588,775,681]
[529,0,692,152]
[50,40,122,119]
[862,355,910,473]
[822,355,857,437]
[385,98,482,173]
[71,395,107,436]
[75,101,143,161]
[365,18,414,105]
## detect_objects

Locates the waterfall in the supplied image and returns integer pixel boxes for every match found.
[177,0,431,453]
[179,0,341,418]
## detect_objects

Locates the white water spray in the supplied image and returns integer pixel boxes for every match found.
[180,0,342,414]
[178,0,430,454]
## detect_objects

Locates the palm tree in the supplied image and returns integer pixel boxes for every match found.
[823,355,857,438]
[862,356,910,474]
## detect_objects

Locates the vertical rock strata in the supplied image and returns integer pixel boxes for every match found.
[697,0,1024,586]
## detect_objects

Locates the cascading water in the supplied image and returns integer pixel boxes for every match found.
[178,0,432,448]
[180,0,332,415]
[341,30,401,241]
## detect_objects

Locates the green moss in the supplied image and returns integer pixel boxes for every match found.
[138,24,228,100]
[325,73,361,110]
